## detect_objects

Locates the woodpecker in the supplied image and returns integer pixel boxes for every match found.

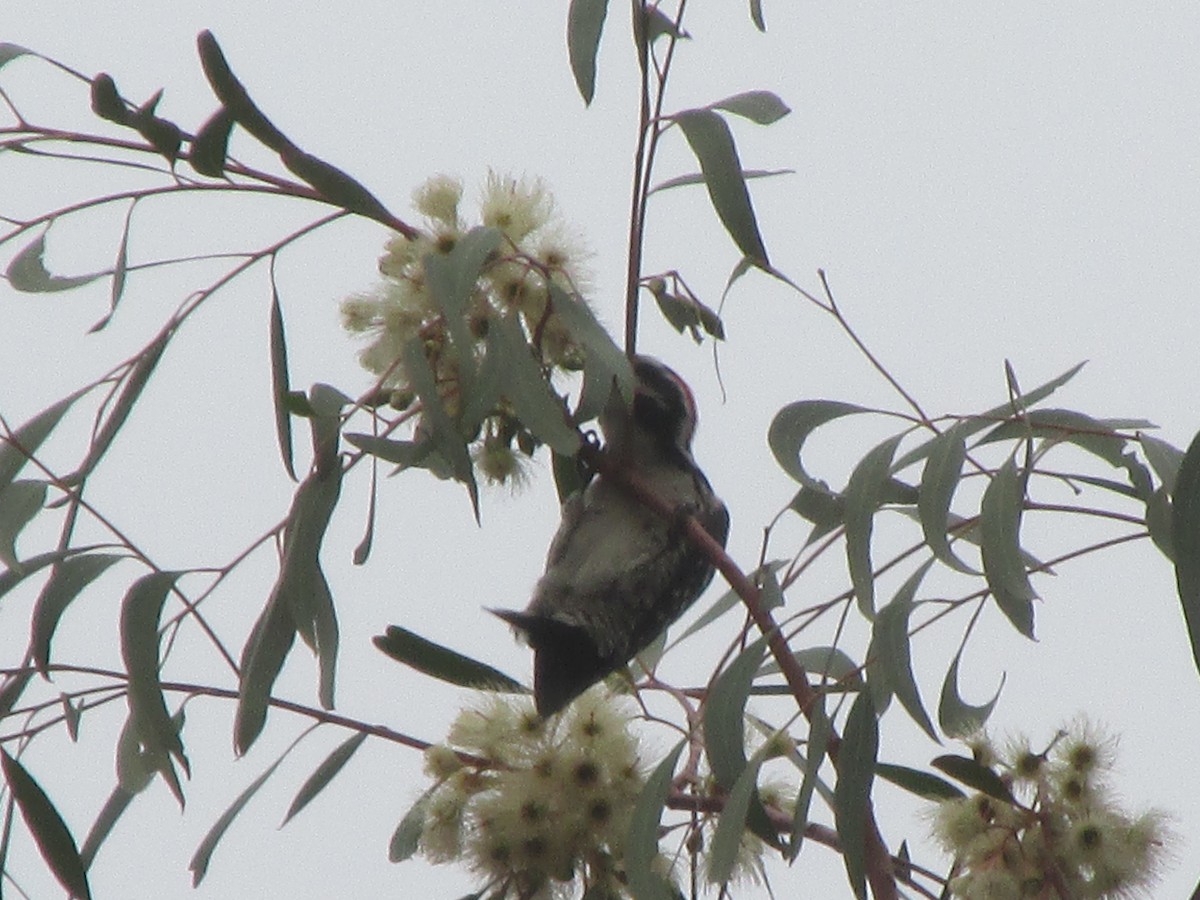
[493,356,730,717]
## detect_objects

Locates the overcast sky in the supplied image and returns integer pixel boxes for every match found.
[2,2,1199,897]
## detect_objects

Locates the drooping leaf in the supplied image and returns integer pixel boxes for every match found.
[710,90,790,125]
[1145,486,1174,561]
[749,0,766,31]
[931,754,1015,804]
[353,463,377,565]
[269,271,297,480]
[403,339,479,518]
[1170,429,1200,678]
[834,691,877,900]
[547,284,633,423]
[704,637,769,789]
[670,560,786,647]
[345,433,432,468]
[767,400,869,488]
[388,788,433,863]
[979,460,1037,638]
[89,199,137,332]
[423,226,503,384]
[566,0,610,104]
[918,426,978,574]
[1,749,92,899]
[282,732,368,826]
[6,231,108,293]
[489,315,580,456]
[31,553,125,675]
[79,784,136,870]
[644,6,688,43]
[789,696,830,860]
[1141,433,1185,496]
[1,548,92,604]
[938,645,1004,737]
[234,594,296,756]
[0,479,46,569]
[625,740,685,900]
[708,752,767,886]
[119,571,188,779]
[73,330,170,479]
[374,625,525,692]
[282,147,394,223]
[190,733,307,886]
[874,762,964,801]
[844,434,904,618]
[188,107,235,177]
[196,30,288,151]
[674,108,769,265]
[868,560,937,740]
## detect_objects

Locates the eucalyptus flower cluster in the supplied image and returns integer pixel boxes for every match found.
[341,173,590,485]
[930,720,1170,899]
[417,690,649,899]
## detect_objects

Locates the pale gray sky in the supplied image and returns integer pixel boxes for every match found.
[2,2,1198,897]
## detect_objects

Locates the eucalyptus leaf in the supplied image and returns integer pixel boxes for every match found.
[625,740,684,900]
[0,479,46,570]
[980,461,1037,638]
[375,625,525,692]
[767,400,869,488]
[389,788,433,862]
[709,90,790,125]
[282,732,368,826]
[567,0,610,105]
[844,434,904,618]
[938,645,1004,737]
[834,691,877,900]
[1170,429,1200,678]
[6,231,109,292]
[918,426,977,574]
[31,553,125,675]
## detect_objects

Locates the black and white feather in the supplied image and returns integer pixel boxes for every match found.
[494,356,730,716]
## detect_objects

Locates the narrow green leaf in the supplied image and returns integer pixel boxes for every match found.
[874,762,964,801]
[353,464,377,565]
[789,697,830,860]
[749,0,766,31]
[710,90,790,125]
[918,427,977,574]
[1170,429,1200,678]
[120,572,188,773]
[547,284,633,423]
[938,646,1004,737]
[892,361,1088,472]
[869,561,937,739]
[1141,433,1185,496]
[758,645,861,685]
[708,753,766,886]
[625,740,685,900]
[403,339,478,518]
[1,547,93,603]
[90,200,136,332]
[374,625,525,692]
[423,227,502,383]
[490,315,580,456]
[704,637,769,789]
[31,553,125,675]
[5,231,108,292]
[345,433,430,468]
[566,0,610,104]
[115,712,156,795]
[269,274,297,480]
[767,400,869,488]
[0,43,33,69]
[273,448,343,710]
[0,479,46,569]
[1145,486,1174,561]
[196,30,288,152]
[282,732,368,826]
[644,7,687,43]
[74,331,170,479]
[79,784,136,869]
[977,408,1130,467]
[189,108,235,177]
[282,147,394,223]
[389,788,433,862]
[0,392,80,492]
[834,691,877,900]
[844,434,904,618]
[931,754,1015,804]
[234,595,296,756]
[674,108,769,265]
[1,749,92,899]
[650,167,794,195]
[980,461,1037,638]
[189,734,305,886]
